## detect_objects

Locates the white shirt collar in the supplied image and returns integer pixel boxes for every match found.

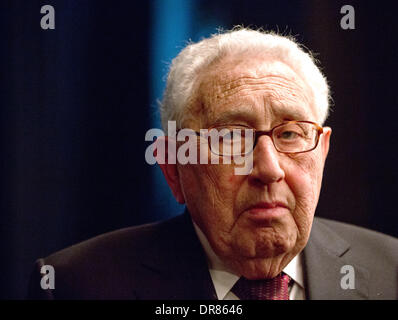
[192,220,305,300]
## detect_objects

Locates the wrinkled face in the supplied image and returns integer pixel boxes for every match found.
[174,55,331,279]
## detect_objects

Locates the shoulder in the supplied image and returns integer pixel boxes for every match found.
[314,217,398,249]
[44,216,176,263]
[305,218,398,299]
[27,213,191,299]
[313,217,398,264]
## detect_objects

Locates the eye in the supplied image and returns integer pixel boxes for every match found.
[279,130,300,140]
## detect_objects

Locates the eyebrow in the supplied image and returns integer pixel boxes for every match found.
[209,105,309,127]
[210,109,258,126]
[277,107,308,121]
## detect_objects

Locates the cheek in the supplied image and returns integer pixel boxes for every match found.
[200,165,239,195]
[181,164,245,223]
[228,174,240,184]
[284,154,323,231]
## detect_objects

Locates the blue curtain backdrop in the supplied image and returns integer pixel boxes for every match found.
[1,0,397,299]
[149,0,196,221]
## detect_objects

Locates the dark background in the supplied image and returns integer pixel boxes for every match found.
[1,0,397,299]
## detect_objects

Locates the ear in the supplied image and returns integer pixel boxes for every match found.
[155,136,185,204]
[320,127,332,162]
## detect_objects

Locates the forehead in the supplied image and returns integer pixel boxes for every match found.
[194,56,316,127]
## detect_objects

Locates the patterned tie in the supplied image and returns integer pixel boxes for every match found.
[232,273,291,300]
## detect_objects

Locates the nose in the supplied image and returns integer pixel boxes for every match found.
[248,135,285,185]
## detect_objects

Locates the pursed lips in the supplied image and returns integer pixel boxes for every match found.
[244,201,289,221]
[247,201,288,211]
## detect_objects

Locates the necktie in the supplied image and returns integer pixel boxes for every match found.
[232,273,291,300]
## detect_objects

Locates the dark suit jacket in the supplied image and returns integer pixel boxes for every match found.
[27,212,398,300]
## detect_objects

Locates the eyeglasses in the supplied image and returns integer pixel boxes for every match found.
[189,121,324,156]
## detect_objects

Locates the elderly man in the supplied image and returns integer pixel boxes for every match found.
[28,28,398,300]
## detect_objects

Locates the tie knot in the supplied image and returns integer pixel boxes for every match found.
[232,273,291,300]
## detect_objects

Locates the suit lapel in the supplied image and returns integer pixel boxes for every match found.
[138,212,217,299]
[137,213,371,299]
[303,218,370,299]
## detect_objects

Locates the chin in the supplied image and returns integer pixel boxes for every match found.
[227,240,298,279]
[256,241,292,257]
[232,231,295,259]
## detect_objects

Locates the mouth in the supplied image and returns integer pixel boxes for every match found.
[245,201,289,223]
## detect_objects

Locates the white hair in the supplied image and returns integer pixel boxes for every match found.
[160,27,330,131]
